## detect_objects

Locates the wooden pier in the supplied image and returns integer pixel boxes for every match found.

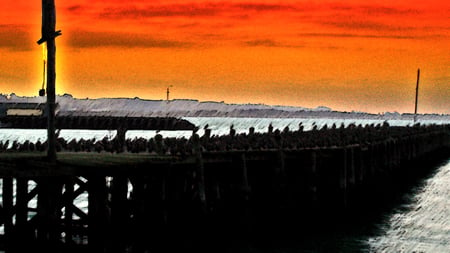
[0,124,449,252]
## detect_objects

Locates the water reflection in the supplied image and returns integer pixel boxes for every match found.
[368,160,450,252]
[212,158,450,253]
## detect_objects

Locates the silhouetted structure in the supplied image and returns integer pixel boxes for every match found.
[414,68,420,122]
[0,123,449,252]
[37,0,61,162]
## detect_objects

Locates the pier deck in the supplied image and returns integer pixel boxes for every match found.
[0,124,448,252]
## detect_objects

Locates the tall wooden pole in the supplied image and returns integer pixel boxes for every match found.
[166,85,172,102]
[166,87,170,102]
[414,68,420,123]
[38,0,61,162]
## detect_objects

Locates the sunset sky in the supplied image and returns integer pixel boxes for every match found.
[0,0,448,114]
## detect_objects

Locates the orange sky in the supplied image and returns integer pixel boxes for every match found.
[0,0,449,114]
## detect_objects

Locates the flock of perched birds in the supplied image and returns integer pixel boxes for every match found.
[0,122,447,156]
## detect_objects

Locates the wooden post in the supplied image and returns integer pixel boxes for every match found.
[241,153,250,200]
[15,178,29,230]
[88,176,109,252]
[192,134,207,209]
[36,177,64,252]
[339,148,348,208]
[63,177,75,245]
[348,147,355,185]
[2,178,13,246]
[14,178,36,250]
[240,153,252,233]
[414,68,420,123]
[310,150,318,205]
[38,0,61,162]
[110,176,129,252]
[129,176,147,253]
[116,127,127,153]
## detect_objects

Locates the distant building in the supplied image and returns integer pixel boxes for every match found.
[0,103,46,117]
[7,109,42,116]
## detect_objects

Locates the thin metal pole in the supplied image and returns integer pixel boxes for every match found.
[414,68,420,123]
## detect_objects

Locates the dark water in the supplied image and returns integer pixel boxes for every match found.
[204,158,450,253]
[367,159,450,252]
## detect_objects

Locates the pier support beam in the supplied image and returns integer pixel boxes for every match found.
[110,176,129,252]
[36,177,64,252]
[88,176,109,252]
[15,178,31,242]
[116,127,127,153]
[2,177,13,249]
[62,177,74,245]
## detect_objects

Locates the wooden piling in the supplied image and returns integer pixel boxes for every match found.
[128,176,146,253]
[339,148,348,208]
[116,127,127,153]
[110,176,129,252]
[36,177,64,252]
[87,176,109,252]
[310,150,318,205]
[63,177,74,245]
[15,178,29,234]
[240,153,250,200]
[348,147,356,186]
[193,134,207,210]
[2,177,13,246]
[238,152,252,234]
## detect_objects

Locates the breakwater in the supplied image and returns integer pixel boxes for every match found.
[0,123,448,252]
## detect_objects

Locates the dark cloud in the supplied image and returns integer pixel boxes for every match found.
[244,39,279,47]
[67,5,84,12]
[67,31,192,48]
[320,20,416,32]
[298,33,417,40]
[361,6,421,16]
[234,3,296,12]
[100,4,222,19]
[328,4,353,11]
[99,3,296,19]
[176,22,200,29]
[0,25,34,51]
[195,33,226,40]
[329,3,421,16]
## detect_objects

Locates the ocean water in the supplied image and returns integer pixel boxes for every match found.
[367,160,450,252]
[217,159,450,253]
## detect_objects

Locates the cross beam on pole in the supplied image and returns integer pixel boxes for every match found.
[37,0,61,162]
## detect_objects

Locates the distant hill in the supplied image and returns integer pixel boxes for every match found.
[1,93,449,122]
